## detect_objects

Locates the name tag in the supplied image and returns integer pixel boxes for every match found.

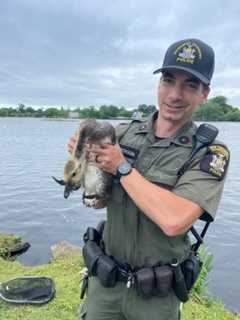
[119,144,139,164]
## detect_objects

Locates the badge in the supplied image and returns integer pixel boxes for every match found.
[200,145,230,180]
[175,41,202,64]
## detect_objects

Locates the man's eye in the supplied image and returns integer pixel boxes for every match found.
[162,77,174,84]
[186,82,199,90]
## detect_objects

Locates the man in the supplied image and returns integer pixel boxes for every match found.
[68,38,230,320]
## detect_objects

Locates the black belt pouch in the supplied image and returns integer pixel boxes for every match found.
[97,255,118,288]
[82,241,103,276]
[135,267,155,298]
[182,252,202,290]
[154,265,173,297]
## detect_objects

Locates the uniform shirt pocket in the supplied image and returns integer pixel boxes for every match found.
[144,169,179,189]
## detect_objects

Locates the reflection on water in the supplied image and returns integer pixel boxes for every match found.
[0,118,239,312]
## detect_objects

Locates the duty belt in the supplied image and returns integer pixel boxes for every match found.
[81,226,203,302]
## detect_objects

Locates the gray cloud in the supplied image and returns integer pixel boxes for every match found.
[0,0,239,108]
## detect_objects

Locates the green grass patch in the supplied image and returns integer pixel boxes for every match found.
[183,299,240,320]
[0,233,22,259]
[0,254,85,320]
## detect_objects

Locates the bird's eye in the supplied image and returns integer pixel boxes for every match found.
[72,185,80,191]
[72,172,76,177]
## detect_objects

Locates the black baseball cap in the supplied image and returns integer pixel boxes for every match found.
[153,38,215,85]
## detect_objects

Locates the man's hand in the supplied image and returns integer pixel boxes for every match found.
[86,143,125,175]
[67,133,77,154]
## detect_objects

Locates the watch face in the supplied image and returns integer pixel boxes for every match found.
[118,162,132,175]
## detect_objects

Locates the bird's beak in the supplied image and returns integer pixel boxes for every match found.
[52,176,66,186]
[64,185,72,199]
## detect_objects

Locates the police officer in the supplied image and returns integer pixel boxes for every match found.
[68,38,230,320]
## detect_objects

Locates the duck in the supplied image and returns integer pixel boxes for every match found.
[53,119,116,208]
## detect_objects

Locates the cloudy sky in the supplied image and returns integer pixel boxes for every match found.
[0,0,239,109]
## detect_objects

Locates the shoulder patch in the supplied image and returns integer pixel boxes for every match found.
[200,145,230,180]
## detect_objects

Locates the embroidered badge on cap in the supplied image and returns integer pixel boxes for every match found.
[200,145,230,180]
[175,41,202,64]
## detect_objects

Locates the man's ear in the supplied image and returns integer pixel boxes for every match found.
[202,86,210,101]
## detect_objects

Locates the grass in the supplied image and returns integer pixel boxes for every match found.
[0,254,84,320]
[183,299,240,320]
[0,233,22,259]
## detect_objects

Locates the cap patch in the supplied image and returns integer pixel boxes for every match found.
[175,41,202,65]
[200,145,230,180]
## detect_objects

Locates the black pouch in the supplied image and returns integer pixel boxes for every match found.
[96,255,118,288]
[82,241,103,276]
[172,262,189,303]
[182,252,203,291]
[135,268,155,298]
[154,265,173,297]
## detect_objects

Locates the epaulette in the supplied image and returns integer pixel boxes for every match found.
[116,119,145,140]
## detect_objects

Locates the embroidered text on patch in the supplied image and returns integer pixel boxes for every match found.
[175,41,202,64]
[200,145,230,180]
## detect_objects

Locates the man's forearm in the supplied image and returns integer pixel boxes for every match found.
[120,168,203,236]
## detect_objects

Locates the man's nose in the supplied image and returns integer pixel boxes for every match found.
[169,84,183,101]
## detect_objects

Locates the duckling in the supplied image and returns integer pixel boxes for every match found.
[53,119,116,208]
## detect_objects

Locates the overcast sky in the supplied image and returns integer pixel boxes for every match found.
[0,0,239,109]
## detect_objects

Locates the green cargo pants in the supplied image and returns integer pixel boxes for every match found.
[80,277,180,320]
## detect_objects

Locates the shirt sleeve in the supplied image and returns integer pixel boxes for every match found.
[172,145,230,221]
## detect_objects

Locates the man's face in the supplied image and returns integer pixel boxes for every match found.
[157,70,210,125]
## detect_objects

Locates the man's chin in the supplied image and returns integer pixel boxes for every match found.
[161,113,183,122]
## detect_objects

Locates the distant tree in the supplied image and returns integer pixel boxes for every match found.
[211,96,228,106]
[0,108,9,117]
[138,104,148,114]
[194,102,225,121]
[210,96,233,113]
[193,95,239,121]
[225,110,240,121]
[148,105,157,114]
[44,107,60,118]
[138,104,157,116]
[35,108,44,118]
[107,105,119,118]
[18,103,26,113]
[99,105,110,119]
[80,106,99,118]
[118,106,132,118]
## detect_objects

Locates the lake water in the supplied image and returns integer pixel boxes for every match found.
[0,117,239,313]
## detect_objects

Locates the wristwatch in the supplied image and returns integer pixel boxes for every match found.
[115,161,132,180]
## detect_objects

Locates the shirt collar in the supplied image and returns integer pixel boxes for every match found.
[135,111,196,147]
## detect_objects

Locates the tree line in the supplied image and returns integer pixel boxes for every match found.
[0,96,239,121]
[0,104,156,119]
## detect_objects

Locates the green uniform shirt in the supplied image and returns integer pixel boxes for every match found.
[103,112,229,268]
